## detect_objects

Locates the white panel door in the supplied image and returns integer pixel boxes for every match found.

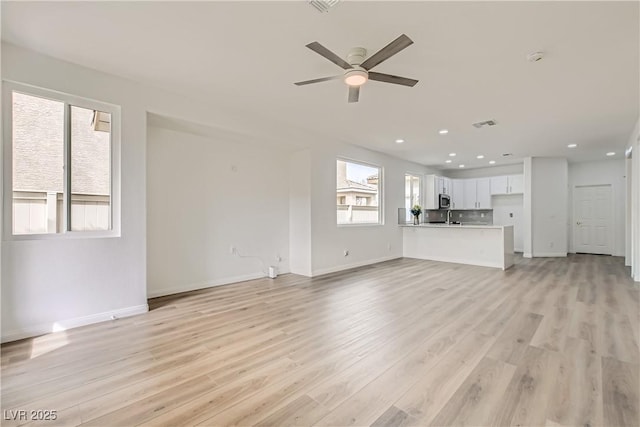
[573,185,612,255]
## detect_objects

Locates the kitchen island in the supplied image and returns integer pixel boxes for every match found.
[402,224,514,270]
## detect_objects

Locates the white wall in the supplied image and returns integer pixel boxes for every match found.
[568,160,626,256]
[292,143,431,276]
[492,195,524,252]
[289,149,312,276]
[444,163,523,179]
[529,157,569,257]
[1,43,315,342]
[1,44,148,341]
[627,118,640,281]
[146,125,290,297]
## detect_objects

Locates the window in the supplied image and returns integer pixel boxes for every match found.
[336,159,382,225]
[4,83,120,237]
[405,173,421,222]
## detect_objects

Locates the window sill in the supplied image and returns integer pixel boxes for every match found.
[5,230,121,241]
[337,223,385,228]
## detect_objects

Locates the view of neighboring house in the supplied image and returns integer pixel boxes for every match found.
[336,159,379,224]
[12,92,112,234]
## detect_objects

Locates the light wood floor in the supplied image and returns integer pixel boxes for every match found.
[1,255,638,427]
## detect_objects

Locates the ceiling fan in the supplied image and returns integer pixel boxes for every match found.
[294,34,419,103]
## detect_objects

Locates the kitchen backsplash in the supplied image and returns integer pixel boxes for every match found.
[399,208,494,225]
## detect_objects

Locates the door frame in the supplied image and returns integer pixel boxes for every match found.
[572,184,614,255]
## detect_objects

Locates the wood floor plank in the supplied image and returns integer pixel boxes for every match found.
[546,337,603,427]
[490,345,559,427]
[602,356,639,427]
[382,331,496,425]
[428,356,516,426]
[370,405,413,427]
[0,254,636,427]
[486,311,543,364]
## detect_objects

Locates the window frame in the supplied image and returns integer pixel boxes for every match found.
[3,80,121,240]
[336,157,384,227]
[404,172,422,222]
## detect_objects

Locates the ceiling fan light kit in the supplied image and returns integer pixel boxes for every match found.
[294,34,419,103]
[344,68,368,86]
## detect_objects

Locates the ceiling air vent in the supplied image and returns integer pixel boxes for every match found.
[308,0,340,13]
[472,120,497,128]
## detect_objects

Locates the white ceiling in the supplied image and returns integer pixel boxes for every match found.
[2,1,638,170]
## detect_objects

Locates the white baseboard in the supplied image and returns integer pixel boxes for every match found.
[310,256,401,277]
[147,269,290,298]
[1,304,149,344]
[533,252,568,257]
[523,252,533,258]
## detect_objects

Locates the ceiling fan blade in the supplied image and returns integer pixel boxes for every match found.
[294,75,342,86]
[306,42,353,70]
[348,86,360,103]
[360,34,414,70]
[368,72,419,87]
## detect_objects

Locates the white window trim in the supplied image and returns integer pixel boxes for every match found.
[2,80,121,240]
[336,157,384,227]
[405,172,422,222]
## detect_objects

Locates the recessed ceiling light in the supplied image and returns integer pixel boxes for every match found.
[489,160,496,164]
[606,152,616,156]
[477,155,485,159]
[567,144,577,148]
[395,139,404,144]
[449,153,456,157]
[445,160,452,164]
[459,164,465,168]
[439,129,449,135]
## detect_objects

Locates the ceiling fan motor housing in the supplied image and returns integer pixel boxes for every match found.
[347,47,367,66]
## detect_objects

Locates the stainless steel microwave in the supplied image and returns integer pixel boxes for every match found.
[439,194,451,209]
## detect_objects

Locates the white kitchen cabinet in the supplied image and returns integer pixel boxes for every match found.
[476,178,491,208]
[451,179,465,209]
[463,179,477,209]
[463,178,492,209]
[490,175,524,195]
[424,175,438,209]
[509,174,524,194]
[490,176,509,195]
[425,175,453,209]
[437,177,452,195]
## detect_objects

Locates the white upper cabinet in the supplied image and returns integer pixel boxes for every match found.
[463,178,492,209]
[509,174,524,194]
[425,175,438,209]
[476,178,491,208]
[451,179,465,209]
[463,179,477,209]
[490,176,509,195]
[437,176,452,195]
[490,174,524,195]
[426,175,454,209]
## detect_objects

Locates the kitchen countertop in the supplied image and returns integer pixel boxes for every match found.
[400,224,512,230]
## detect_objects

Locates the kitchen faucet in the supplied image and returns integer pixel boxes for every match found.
[446,209,452,224]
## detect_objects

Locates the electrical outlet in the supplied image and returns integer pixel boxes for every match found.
[344,249,349,257]
[275,255,282,262]
[549,242,554,248]
[387,243,392,251]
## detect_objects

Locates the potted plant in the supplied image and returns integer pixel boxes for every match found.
[410,204,422,225]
